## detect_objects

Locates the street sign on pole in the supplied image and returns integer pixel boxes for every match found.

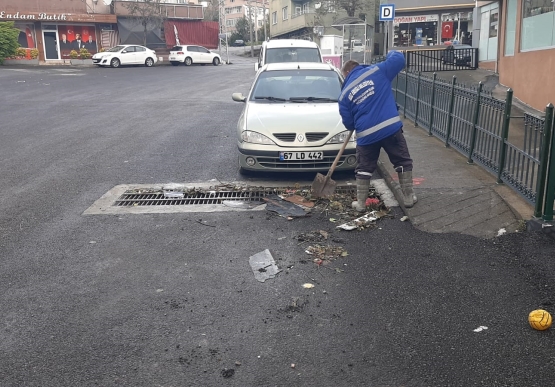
[379,4,395,21]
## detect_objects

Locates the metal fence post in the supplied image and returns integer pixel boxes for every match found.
[403,70,409,119]
[445,76,456,148]
[428,72,437,136]
[497,89,513,184]
[414,72,421,127]
[467,82,483,164]
[534,103,554,218]
[395,73,400,102]
[543,110,555,221]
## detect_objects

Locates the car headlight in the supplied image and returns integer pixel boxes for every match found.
[326,130,355,144]
[241,131,276,145]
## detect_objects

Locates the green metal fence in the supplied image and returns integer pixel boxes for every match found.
[392,70,555,222]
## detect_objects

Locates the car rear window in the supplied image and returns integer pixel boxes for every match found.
[265,48,321,64]
[171,46,183,51]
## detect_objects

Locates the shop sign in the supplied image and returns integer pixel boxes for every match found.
[394,14,439,25]
[0,11,68,21]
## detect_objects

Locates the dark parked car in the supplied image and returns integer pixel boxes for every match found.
[442,44,474,66]
[233,40,245,47]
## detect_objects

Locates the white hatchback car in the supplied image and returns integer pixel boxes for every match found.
[232,62,356,173]
[92,45,158,68]
[169,45,221,66]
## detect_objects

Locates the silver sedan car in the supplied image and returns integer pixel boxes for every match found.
[232,62,356,173]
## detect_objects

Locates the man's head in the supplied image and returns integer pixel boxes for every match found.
[88,36,93,43]
[76,33,81,40]
[61,34,67,41]
[341,60,359,78]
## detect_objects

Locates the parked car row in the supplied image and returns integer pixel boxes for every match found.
[92,44,222,68]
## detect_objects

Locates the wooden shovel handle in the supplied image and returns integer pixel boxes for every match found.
[326,131,353,179]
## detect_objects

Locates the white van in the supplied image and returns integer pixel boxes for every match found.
[254,39,323,71]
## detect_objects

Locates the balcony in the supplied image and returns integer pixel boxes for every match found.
[272,11,316,37]
[113,1,204,20]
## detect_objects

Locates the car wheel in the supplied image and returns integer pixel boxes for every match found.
[184,57,192,66]
[110,58,120,68]
[170,61,179,66]
[213,57,220,66]
[145,57,154,67]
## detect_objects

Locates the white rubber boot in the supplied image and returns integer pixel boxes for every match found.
[351,179,370,212]
[398,171,417,208]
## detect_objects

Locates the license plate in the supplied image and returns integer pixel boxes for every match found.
[279,152,324,161]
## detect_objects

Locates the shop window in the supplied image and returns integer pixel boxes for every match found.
[14,23,36,49]
[521,0,555,50]
[505,0,517,56]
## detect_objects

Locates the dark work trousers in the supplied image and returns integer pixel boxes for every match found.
[355,128,413,180]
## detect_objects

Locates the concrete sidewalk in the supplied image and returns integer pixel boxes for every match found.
[376,119,534,239]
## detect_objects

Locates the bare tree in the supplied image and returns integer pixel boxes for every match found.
[123,0,165,46]
[203,0,220,22]
[335,0,365,18]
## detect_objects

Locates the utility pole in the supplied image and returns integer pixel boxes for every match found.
[248,0,254,57]
[255,5,258,43]
[263,0,268,41]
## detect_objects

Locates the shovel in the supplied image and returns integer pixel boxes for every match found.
[311,132,353,198]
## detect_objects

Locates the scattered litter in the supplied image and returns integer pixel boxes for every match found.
[337,210,387,231]
[473,326,488,332]
[89,241,97,244]
[278,236,287,240]
[365,197,381,207]
[156,289,164,293]
[400,216,409,222]
[497,228,507,236]
[221,368,235,378]
[302,283,315,289]
[163,190,184,199]
[305,245,348,261]
[249,249,281,282]
[264,194,308,218]
[282,194,315,208]
[291,364,296,368]
[222,200,264,209]
[329,218,337,222]
[542,223,553,228]
[294,230,329,243]
[235,361,242,366]
[17,80,25,83]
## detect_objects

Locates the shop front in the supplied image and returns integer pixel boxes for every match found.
[440,10,474,45]
[0,11,116,62]
[393,14,440,47]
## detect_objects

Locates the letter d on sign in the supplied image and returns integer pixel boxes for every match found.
[379,4,395,21]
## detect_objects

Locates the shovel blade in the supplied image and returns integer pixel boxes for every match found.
[311,173,337,198]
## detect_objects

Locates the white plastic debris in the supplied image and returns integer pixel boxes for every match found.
[400,216,409,222]
[497,228,507,236]
[249,249,281,282]
[336,211,379,231]
[473,326,488,332]
[163,190,184,199]
[302,283,315,289]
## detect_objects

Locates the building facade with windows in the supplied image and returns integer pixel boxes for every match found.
[221,0,268,37]
[494,0,555,110]
[269,0,378,48]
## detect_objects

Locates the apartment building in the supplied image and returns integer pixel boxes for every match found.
[221,0,268,37]
[268,0,378,50]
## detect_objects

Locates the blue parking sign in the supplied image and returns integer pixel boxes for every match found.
[379,4,395,21]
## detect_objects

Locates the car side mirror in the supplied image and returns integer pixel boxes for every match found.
[232,93,246,102]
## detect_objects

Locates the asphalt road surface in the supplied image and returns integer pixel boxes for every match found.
[0,62,554,387]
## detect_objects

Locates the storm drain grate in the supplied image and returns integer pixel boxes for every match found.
[113,185,367,207]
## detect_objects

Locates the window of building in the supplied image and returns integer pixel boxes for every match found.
[505,0,517,56]
[326,1,335,12]
[521,0,555,50]
[303,2,309,13]
[283,6,288,21]
[272,11,277,25]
